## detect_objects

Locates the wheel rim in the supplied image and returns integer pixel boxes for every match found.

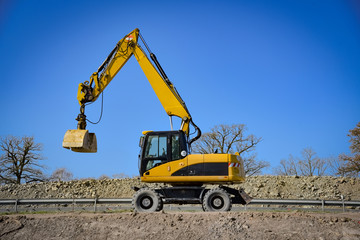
[140,196,153,209]
[211,196,224,209]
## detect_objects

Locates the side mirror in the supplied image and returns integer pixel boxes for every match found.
[139,136,144,147]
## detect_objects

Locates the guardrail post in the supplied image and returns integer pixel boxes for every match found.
[321,200,324,212]
[15,199,18,213]
[341,195,345,213]
[94,198,97,212]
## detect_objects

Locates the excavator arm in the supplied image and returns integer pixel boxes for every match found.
[63,29,201,153]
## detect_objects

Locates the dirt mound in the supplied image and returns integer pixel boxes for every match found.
[1,211,359,240]
[0,176,359,201]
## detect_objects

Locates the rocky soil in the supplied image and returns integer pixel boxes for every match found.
[0,176,359,201]
[1,211,359,240]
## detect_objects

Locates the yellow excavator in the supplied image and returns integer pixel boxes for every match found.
[63,29,251,212]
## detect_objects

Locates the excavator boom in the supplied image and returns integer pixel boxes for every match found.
[63,29,200,152]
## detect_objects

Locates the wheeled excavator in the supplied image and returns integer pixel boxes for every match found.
[63,29,251,212]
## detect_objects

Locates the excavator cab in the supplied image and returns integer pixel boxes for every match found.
[138,130,188,176]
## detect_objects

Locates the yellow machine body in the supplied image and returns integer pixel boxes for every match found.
[141,153,246,185]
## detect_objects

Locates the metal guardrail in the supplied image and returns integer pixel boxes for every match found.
[0,198,359,212]
[249,199,360,212]
[0,198,132,212]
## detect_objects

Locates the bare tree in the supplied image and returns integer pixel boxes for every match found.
[273,148,328,176]
[338,154,360,177]
[327,156,348,177]
[98,174,110,180]
[112,173,130,179]
[50,168,74,181]
[0,136,46,184]
[192,124,261,154]
[273,154,299,176]
[298,148,327,176]
[192,124,268,176]
[243,154,270,176]
[337,122,360,177]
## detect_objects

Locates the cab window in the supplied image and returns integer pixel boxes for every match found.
[144,135,167,172]
[172,134,180,160]
[144,135,167,158]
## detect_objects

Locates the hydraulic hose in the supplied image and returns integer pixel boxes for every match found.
[188,119,202,148]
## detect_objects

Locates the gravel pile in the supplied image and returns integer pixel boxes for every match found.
[0,176,359,200]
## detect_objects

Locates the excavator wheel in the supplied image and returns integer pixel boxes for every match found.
[132,188,163,212]
[202,188,232,212]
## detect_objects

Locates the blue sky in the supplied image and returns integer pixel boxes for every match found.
[1,0,359,178]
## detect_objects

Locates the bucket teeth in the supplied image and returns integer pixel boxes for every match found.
[62,130,97,153]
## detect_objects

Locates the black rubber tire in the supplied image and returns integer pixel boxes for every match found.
[132,188,163,212]
[202,188,232,212]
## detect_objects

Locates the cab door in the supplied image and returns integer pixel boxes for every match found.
[168,133,188,175]
[140,134,169,175]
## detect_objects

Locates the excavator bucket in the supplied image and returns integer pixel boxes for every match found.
[62,129,97,153]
